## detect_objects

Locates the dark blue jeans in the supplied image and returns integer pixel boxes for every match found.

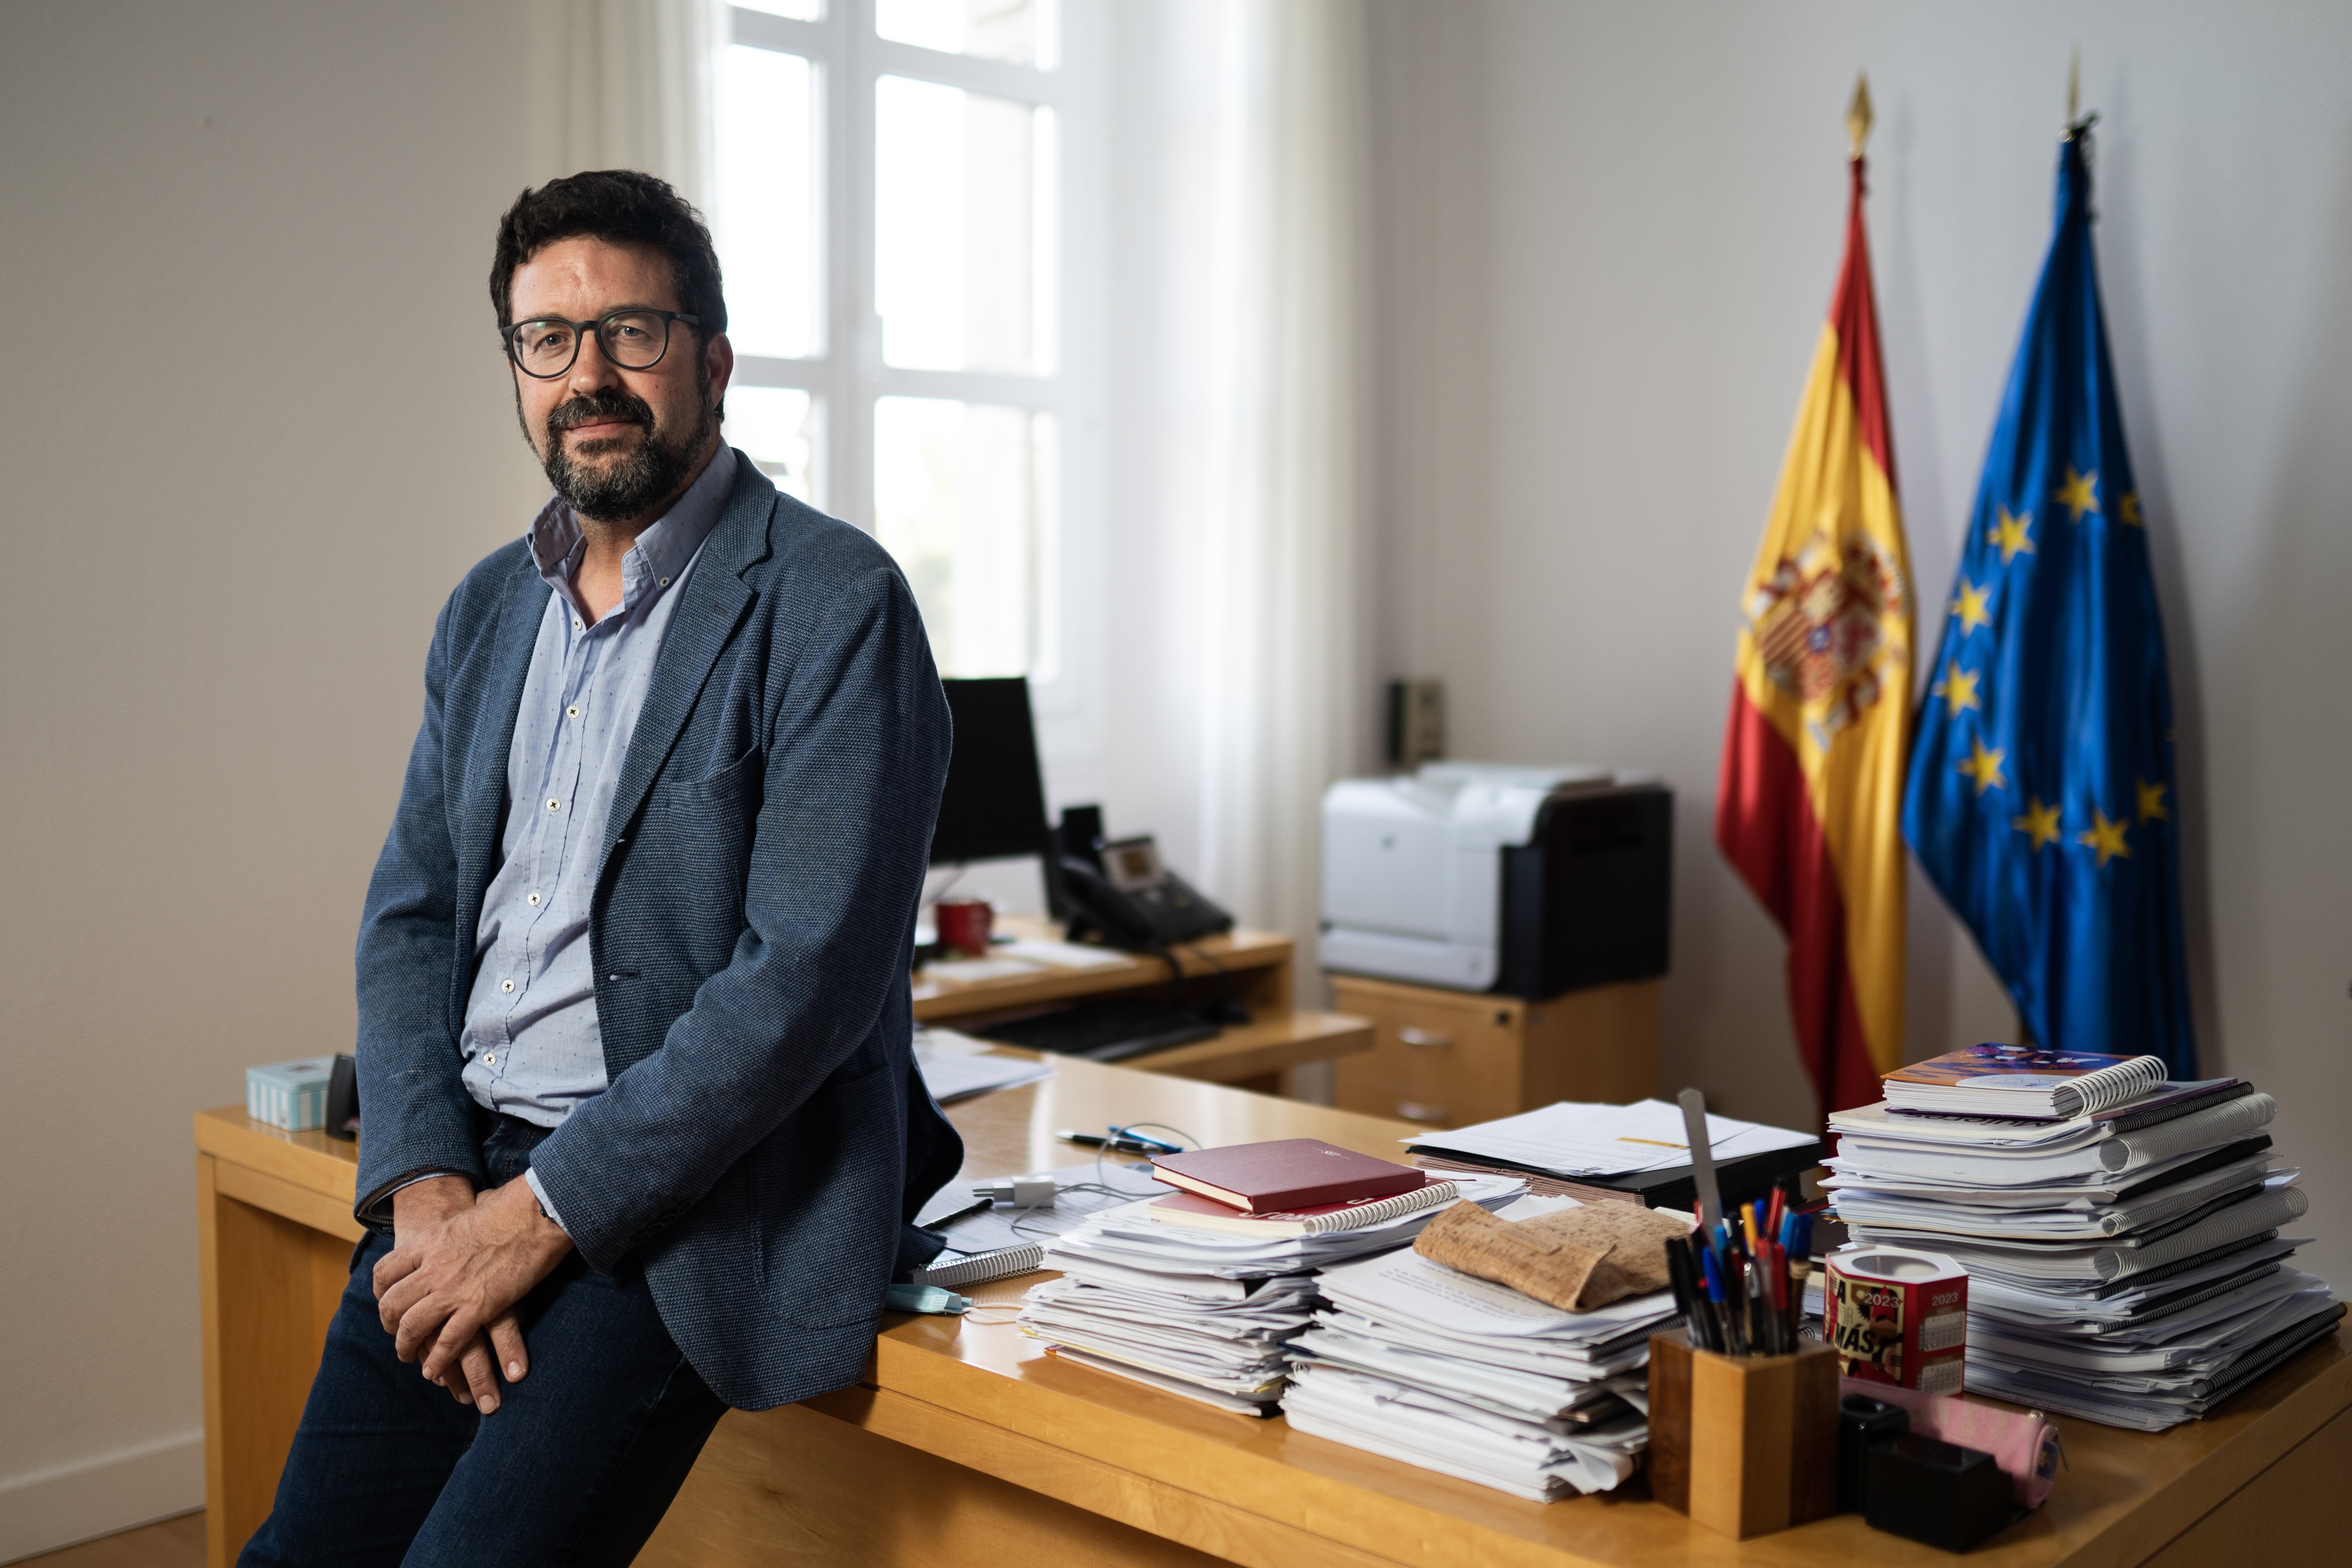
[238,1118,729,1567]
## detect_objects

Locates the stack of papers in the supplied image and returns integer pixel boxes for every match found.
[1018,1174,1525,1414]
[912,1027,1056,1103]
[1282,1200,1668,1501]
[1825,1091,2344,1430]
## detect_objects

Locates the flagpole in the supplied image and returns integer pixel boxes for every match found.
[2065,46,2097,142]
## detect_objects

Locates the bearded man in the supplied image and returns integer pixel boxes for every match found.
[239,170,962,1566]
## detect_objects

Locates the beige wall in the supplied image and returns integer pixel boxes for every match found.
[1363,0,2352,1281]
[7,0,2351,1554]
[0,0,548,1551]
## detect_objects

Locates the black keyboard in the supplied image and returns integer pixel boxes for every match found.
[975,1000,1222,1063]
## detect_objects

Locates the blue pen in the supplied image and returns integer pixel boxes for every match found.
[1699,1247,1744,1356]
[1107,1125,1184,1154]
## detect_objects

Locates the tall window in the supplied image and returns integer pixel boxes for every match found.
[716,0,1096,692]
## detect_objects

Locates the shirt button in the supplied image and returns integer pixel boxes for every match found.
[659,576,670,587]
[483,1053,496,1066]
[573,617,584,630]
[501,979,515,993]
[566,705,580,718]
[548,798,561,811]
[528,892,541,906]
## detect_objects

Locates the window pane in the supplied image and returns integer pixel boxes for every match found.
[728,387,821,506]
[875,77,1058,373]
[737,0,821,19]
[875,397,1057,679]
[716,46,820,360]
[875,0,1058,67]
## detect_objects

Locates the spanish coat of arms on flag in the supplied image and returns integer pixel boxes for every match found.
[1717,148,1916,1117]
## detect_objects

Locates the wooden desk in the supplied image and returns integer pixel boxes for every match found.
[915,921,1372,1094]
[196,1066,2344,1568]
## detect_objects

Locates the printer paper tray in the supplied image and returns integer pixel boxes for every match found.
[1320,927,1498,993]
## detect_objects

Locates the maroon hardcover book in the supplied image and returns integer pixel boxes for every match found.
[1149,1138,1429,1214]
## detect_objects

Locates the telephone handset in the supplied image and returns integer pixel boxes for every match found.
[1056,834,1234,949]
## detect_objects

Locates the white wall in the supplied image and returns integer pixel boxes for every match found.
[0,1,549,1554]
[1362,0,2352,1284]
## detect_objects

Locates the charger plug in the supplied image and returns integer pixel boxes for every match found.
[973,1177,1058,1209]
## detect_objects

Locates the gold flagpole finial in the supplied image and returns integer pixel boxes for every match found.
[2067,46,2081,125]
[1847,71,1874,160]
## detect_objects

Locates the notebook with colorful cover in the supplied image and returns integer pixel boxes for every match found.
[1146,1181,1461,1237]
[1880,1076,2249,1131]
[1882,1044,2169,1119]
[1149,1138,1428,1214]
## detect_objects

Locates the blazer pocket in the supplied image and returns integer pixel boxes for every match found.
[663,746,763,815]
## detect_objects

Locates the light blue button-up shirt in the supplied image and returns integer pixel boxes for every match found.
[459,449,736,1225]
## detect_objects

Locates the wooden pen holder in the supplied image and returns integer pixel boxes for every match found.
[1646,1330,1838,1539]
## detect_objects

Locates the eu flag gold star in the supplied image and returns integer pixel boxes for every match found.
[2054,466,2100,522]
[2011,797,2062,851]
[1931,661,1982,716]
[1958,738,2007,795]
[2119,491,2145,527]
[1989,507,2035,564]
[1951,579,1993,635]
[2136,778,2171,823]
[2078,807,2131,867]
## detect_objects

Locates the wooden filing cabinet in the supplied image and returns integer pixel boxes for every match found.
[1327,973,1662,1129]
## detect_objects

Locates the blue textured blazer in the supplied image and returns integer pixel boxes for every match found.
[352,454,963,1410]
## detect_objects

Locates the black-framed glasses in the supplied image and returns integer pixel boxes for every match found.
[502,309,702,379]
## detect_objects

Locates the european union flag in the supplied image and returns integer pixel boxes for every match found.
[1903,129,2196,1074]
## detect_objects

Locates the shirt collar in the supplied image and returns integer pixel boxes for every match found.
[526,446,738,619]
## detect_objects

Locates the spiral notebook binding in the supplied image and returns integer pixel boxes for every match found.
[2060,1055,2169,1117]
[1292,1180,1462,1232]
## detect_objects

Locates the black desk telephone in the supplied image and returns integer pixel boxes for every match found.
[1054,808,1234,949]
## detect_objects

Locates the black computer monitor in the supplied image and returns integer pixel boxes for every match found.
[930,677,1054,867]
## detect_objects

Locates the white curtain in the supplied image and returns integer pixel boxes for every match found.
[537,0,718,207]
[1191,0,1374,983]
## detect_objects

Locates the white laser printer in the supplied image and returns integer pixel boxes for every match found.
[1319,763,1672,999]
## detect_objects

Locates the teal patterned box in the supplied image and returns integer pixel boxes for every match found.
[246,1056,335,1131]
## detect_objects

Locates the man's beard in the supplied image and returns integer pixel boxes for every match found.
[532,379,715,523]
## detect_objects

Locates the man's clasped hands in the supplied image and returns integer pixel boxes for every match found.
[374,1175,575,1414]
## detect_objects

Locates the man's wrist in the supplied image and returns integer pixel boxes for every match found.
[391,1174,475,1234]
[522,1168,571,1240]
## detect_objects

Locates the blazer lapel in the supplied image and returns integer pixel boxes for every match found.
[599,455,777,873]
[457,556,554,903]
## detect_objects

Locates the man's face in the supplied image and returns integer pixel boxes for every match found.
[506,236,732,523]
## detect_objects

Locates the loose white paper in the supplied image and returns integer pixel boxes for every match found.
[1407,1098,1816,1177]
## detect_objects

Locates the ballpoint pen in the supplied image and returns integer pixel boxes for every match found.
[1702,1248,1744,1356]
[1666,1235,1715,1352]
[1057,1127,1183,1155]
[1742,1256,1771,1355]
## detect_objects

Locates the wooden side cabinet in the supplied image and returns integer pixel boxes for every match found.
[1327,973,1661,1129]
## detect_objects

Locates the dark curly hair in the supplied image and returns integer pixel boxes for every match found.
[488,170,727,336]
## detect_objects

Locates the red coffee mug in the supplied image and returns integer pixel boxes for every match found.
[935,899,993,958]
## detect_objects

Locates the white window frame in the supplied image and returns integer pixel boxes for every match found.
[723,0,1109,783]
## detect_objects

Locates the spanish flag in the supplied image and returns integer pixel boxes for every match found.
[1716,140,1916,1116]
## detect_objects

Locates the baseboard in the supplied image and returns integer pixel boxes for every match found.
[0,1431,203,1564]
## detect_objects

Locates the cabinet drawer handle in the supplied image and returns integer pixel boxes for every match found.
[1398,1027,1454,1049]
[1397,1100,1450,1123]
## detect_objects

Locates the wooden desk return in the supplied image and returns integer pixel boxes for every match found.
[916,920,1372,1094]
[198,1052,2344,1567]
